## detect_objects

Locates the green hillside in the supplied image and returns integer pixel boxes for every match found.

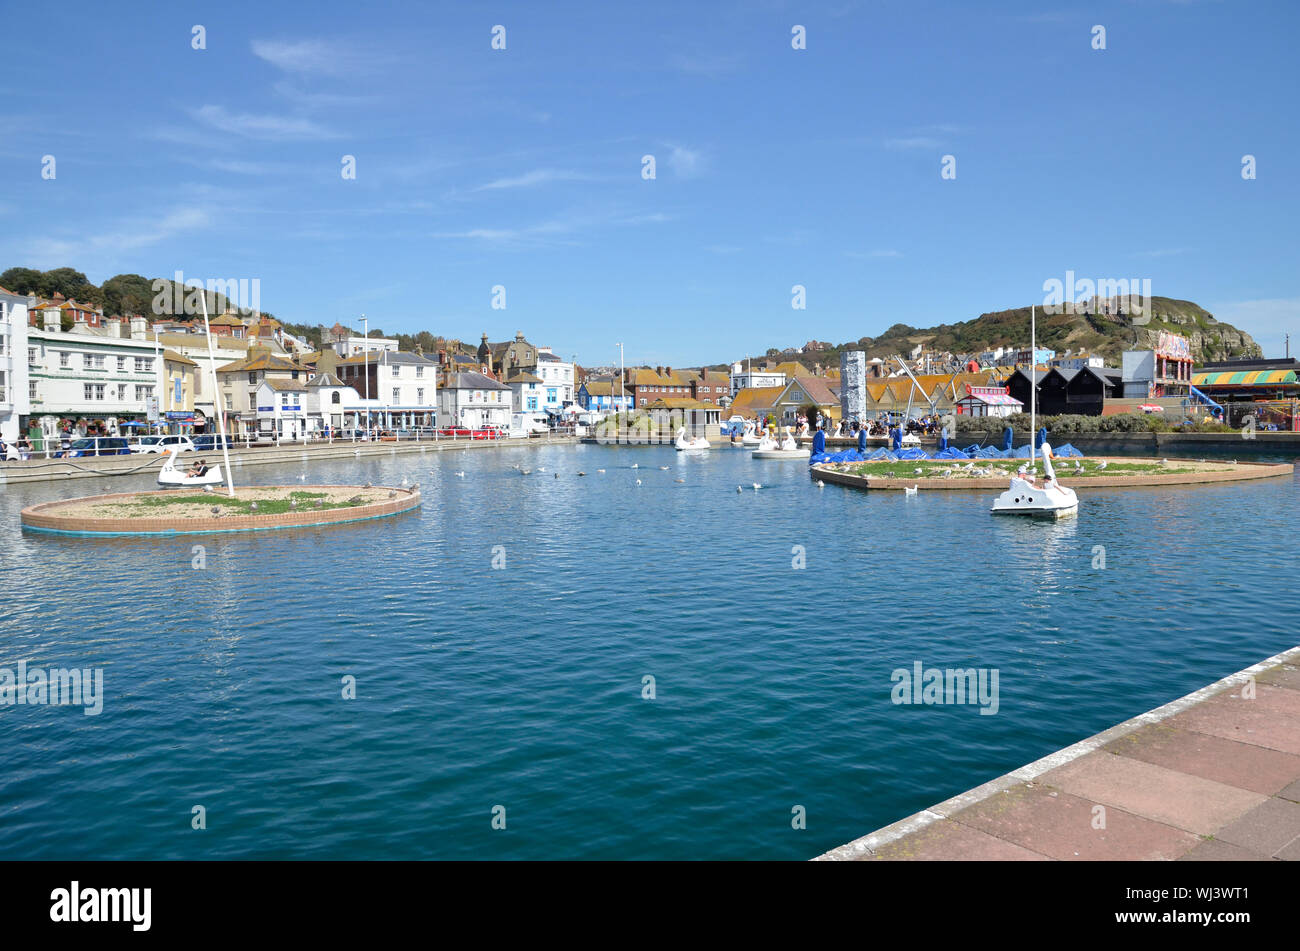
[740,297,1261,370]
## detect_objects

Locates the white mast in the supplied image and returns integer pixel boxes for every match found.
[1030,304,1036,468]
[199,290,236,497]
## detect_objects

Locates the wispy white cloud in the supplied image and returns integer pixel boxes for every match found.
[1133,248,1191,258]
[192,104,340,140]
[845,249,902,259]
[472,168,593,191]
[884,136,941,150]
[27,208,210,264]
[251,39,364,76]
[666,144,705,178]
[432,208,668,245]
[271,81,378,110]
[670,52,743,76]
[882,124,961,150]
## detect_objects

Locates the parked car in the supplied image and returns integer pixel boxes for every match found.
[192,434,233,451]
[133,435,195,455]
[129,436,164,453]
[58,437,131,457]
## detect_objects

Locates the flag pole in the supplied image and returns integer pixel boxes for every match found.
[199,290,236,497]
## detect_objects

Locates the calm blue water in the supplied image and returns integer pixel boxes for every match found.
[0,444,1295,859]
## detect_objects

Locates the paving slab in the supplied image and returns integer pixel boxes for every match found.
[1177,838,1274,861]
[951,783,1200,860]
[1104,723,1300,796]
[1040,751,1265,836]
[1165,698,1300,756]
[1213,797,1300,858]
[868,817,1049,861]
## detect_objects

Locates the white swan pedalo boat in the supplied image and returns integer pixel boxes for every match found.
[989,475,1078,518]
[674,427,711,451]
[752,426,810,460]
[158,447,224,486]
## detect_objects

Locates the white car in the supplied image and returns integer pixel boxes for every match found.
[131,435,195,454]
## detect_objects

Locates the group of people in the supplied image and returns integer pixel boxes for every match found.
[0,436,34,461]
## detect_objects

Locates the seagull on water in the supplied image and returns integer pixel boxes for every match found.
[596,469,606,474]
[904,484,919,496]
[455,471,466,478]
[752,483,762,490]
[635,478,642,486]
[817,480,825,488]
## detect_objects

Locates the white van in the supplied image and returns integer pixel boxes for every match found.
[510,413,549,437]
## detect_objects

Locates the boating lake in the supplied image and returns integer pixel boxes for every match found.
[1,443,1296,859]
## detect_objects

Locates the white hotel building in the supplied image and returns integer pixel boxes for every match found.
[0,294,31,442]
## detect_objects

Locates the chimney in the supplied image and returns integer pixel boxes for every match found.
[130,315,147,340]
[656,365,663,376]
[42,307,60,333]
[665,366,672,377]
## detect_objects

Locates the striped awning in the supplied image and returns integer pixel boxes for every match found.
[1192,369,1298,387]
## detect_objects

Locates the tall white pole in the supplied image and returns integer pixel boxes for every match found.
[1030,304,1036,468]
[199,290,235,497]
[617,341,624,414]
[361,314,369,436]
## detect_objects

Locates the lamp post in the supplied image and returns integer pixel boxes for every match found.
[360,314,370,437]
[616,341,625,417]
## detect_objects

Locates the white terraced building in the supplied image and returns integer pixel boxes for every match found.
[437,371,511,429]
[0,292,31,443]
[534,347,574,414]
[24,308,163,437]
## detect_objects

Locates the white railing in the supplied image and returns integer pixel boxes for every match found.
[2,425,575,462]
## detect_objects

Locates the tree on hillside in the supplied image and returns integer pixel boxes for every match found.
[101,273,155,316]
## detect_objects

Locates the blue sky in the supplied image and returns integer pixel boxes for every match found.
[2,0,1296,366]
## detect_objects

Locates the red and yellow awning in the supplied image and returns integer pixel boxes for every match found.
[1192,369,1298,387]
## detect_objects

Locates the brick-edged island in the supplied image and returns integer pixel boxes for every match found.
[20,485,421,536]
[811,456,1293,491]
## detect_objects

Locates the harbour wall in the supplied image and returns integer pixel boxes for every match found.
[0,434,577,485]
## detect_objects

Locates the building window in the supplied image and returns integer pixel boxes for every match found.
[392,387,400,403]
[59,352,70,368]
[135,357,152,373]
[28,347,37,365]
[135,385,153,400]
[84,384,105,400]
[118,384,127,400]
[392,365,400,377]
[415,366,423,378]
[117,356,126,371]
[29,380,38,401]
[331,391,341,404]
[416,388,424,402]
[225,395,233,410]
